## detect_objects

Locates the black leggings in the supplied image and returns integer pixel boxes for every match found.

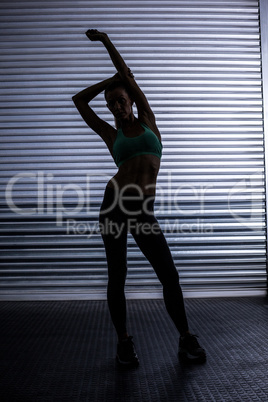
[99,186,189,337]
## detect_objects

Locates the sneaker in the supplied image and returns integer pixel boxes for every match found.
[116,336,139,367]
[178,333,206,363]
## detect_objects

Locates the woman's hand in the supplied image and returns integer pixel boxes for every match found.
[85,29,108,42]
[127,68,134,79]
[112,69,134,80]
[112,72,121,81]
[111,69,134,82]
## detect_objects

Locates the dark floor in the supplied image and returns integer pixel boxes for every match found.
[0,297,267,402]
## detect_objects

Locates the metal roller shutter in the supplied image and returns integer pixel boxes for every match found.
[0,0,267,299]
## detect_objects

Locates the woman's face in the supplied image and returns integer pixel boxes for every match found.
[106,87,133,121]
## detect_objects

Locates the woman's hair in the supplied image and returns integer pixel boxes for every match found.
[104,80,132,101]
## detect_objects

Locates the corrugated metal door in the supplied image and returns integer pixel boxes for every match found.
[0,0,266,299]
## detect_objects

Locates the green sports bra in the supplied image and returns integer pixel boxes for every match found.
[112,122,163,167]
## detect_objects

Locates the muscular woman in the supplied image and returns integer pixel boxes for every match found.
[72,29,206,367]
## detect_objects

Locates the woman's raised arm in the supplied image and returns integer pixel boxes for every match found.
[86,30,157,126]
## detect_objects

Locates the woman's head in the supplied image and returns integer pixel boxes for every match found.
[105,81,134,126]
[104,80,132,102]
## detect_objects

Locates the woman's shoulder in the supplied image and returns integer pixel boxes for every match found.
[138,117,161,141]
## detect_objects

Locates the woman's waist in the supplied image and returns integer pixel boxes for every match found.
[107,176,157,195]
[108,170,158,195]
[111,156,159,191]
[101,185,155,216]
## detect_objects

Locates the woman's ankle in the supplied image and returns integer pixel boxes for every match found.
[118,332,129,342]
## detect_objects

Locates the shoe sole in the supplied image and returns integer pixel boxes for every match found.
[178,351,206,364]
[116,354,139,368]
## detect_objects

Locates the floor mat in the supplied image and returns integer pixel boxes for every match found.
[0,297,267,401]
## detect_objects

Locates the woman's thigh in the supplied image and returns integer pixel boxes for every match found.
[99,197,128,280]
[130,214,179,285]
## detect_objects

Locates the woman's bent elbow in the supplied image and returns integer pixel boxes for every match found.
[72,94,79,104]
[72,95,85,109]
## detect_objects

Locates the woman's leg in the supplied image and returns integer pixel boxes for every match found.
[99,189,128,338]
[130,212,189,335]
[101,226,128,338]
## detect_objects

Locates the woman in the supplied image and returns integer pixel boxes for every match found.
[73,29,206,367]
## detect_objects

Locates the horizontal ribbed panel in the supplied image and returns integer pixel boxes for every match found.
[0,0,266,297]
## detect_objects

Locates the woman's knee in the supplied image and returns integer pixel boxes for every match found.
[107,277,126,302]
[159,267,180,288]
[108,268,127,289]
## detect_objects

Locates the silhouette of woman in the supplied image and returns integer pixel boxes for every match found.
[73,29,206,367]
